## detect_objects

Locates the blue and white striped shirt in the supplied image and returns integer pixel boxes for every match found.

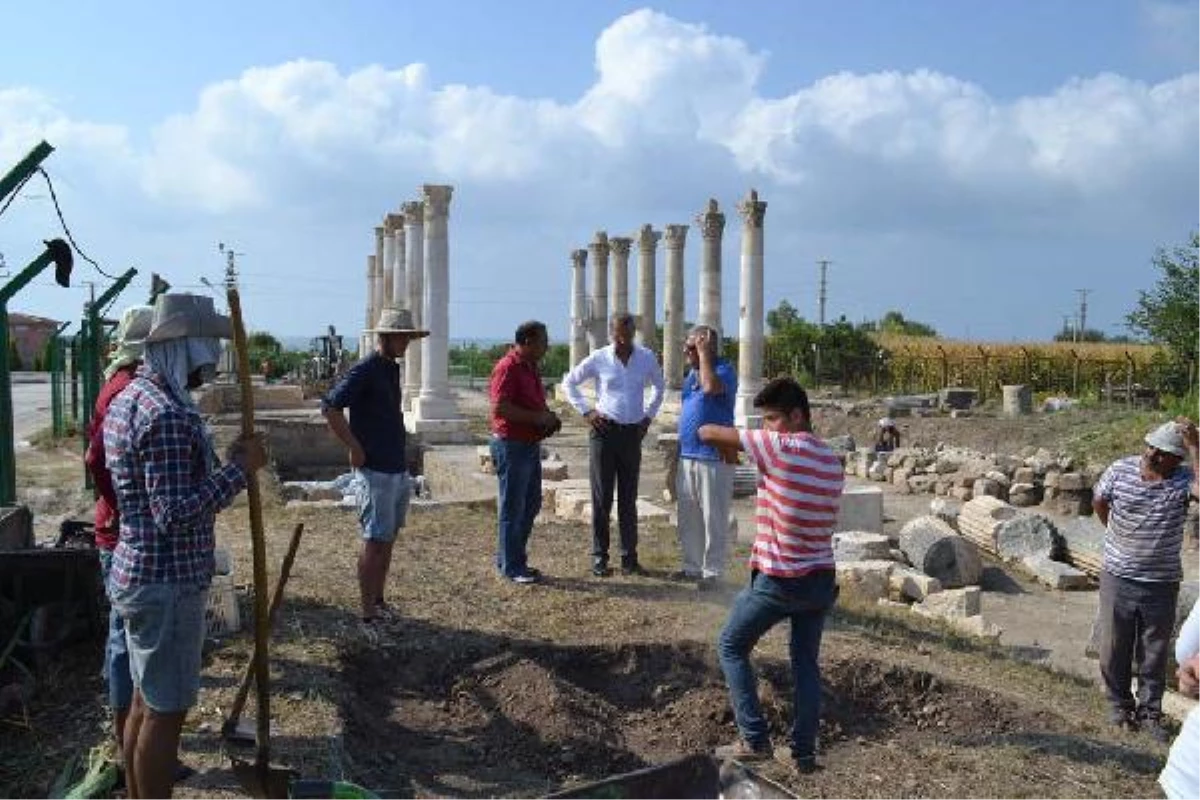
[1094,456,1192,583]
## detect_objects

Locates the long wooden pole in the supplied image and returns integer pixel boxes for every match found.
[224,523,304,737]
[227,288,272,782]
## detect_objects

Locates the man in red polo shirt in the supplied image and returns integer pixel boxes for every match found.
[489,320,561,584]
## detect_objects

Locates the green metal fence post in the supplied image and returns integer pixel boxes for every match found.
[50,322,70,437]
[76,268,136,490]
[0,244,72,504]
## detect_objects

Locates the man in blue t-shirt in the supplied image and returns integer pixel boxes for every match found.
[674,325,738,590]
[323,307,429,637]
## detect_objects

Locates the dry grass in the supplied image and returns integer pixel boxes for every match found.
[2,422,1171,798]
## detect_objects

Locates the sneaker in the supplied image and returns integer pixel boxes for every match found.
[776,746,821,775]
[621,563,648,577]
[1108,708,1138,733]
[592,565,613,577]
[359,619,381,645]
[714,738,774,762]
[374,601,400,622]
[524,567,542,579]
[508,572,539,585]
[1138,712,1172,744]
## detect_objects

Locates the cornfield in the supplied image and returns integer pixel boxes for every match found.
[762,333,1175,401]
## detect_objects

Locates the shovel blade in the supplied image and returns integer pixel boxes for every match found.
[222,718,257,746]
[231,757,294,800]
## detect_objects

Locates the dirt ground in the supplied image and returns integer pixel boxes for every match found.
[2,395,1188,798]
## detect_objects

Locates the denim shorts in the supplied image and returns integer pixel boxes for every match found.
[109,582,208,714]
[98,550,134,711]
[354,468,412,543]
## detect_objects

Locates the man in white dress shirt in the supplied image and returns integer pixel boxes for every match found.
[564,313,665,577]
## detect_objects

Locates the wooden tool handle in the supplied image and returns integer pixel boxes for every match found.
[227,288,273,776]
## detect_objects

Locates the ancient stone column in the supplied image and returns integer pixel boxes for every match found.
[569,248,588,369]
[662,224,688,390]
[413,184,468,441]
[402,200,424,412]
[387,212,406,309]
[381,221,395,309]
[373,225,387,324]
[587,231,610,352]
[609,236,632,316]
[364,254,375,329]
[696,198,725,333]
[735,189,767,428]
[635,224,660,350]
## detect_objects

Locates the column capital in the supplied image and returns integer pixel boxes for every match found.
[374,225,386,241]
[421,184,453,218]
[401,200,424,220]
[696,198,725,239]
[384,212,405,233]
[609,236,632,258]
[738,189,768,228]
[571,249,588,268]
[589,230,610,258]
[663,224,689,249]
[636,224,661,250]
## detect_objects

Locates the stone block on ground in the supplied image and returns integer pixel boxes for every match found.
[929,497,961,528]
[915,586,981,618]
[889,566,943,601]
[635,499,671,523]
[541,461,569,481]
[1008,483,1042,507]
[1020,555,1091,590]
[834,531,892,562]
[835,560,895,602]
[835,485,884,533]
[994,513,1064,562]
[898,515,983,588]
[1057,472,1091,492]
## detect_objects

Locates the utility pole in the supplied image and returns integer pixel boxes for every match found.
[817,259,832,326]
[218,242,242,291]
[1076,289,1090,339]
[1061,314,1073,341]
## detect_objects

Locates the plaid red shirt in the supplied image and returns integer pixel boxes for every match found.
[103,367,246,589]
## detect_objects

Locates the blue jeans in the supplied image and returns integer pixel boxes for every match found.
[491,438,542,578]
[717,570,838,758]
[98,549,134,711]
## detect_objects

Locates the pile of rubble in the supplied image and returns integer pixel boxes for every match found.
[845,444,1096,516]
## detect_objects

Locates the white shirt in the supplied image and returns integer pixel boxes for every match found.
[564,344,665,425]
[1160,601,1199,800]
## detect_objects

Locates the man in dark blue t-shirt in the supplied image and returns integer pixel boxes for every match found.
[674,324,738,590]
[323,307,429,636]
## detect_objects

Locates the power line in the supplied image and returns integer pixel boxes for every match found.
[36,167,119,279]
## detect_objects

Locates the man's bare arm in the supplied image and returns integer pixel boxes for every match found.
[698,424,742,451]
[1093,496,1110,527]
[322,407,365,468]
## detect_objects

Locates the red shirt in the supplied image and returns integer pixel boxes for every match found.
[738,429,844,578]
[489,348,546,443]
[85,365,136,550]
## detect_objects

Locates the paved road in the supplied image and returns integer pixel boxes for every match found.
[11,375,52,442]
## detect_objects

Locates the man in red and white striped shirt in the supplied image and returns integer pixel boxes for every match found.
[699,377,843,774]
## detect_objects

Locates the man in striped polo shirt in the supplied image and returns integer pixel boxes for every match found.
[1093,417,1198,741]
[698,377,844,774]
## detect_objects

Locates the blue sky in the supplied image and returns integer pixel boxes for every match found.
[1,1,1196,344]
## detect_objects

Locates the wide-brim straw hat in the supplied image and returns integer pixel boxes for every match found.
[369,306,430,338]
[144,293,234,343]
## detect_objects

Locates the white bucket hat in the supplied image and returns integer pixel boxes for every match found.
[1144,421,1186,457]
[144,293,233,343]
[104,305,154,379]
[369,306,430,338]
[878,417,896,428]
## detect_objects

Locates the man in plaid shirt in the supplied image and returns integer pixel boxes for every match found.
[104,294,265,799]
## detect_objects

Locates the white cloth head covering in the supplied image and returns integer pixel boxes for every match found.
[878,417,896,429]
[104,305,154,380]
[1145,421,1187,457]
[144,337,223,408]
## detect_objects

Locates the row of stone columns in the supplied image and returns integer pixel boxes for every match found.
[567,189,767,426]
[360,185,469,443]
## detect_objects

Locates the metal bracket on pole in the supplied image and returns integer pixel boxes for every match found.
[0,141,53,205]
